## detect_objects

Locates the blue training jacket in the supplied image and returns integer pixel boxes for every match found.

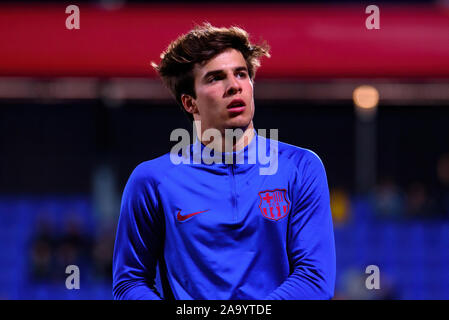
[112,131,336,300]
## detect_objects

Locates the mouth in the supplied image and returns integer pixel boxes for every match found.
[227,99,246,113]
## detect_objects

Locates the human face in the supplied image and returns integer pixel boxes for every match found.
[185,48,255,135]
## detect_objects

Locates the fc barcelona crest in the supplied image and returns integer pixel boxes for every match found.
[258,189,290,221]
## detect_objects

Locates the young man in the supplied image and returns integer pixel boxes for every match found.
[112,24,336,300]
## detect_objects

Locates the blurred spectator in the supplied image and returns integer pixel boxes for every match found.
[29,210,93,283]
[29,214,57,282]
[330,187,351,225]
[91,223,115,281]
[54,214,92,280]
[372,176,405,219]
[335,267,399,300]
[434,153,449,216]
[405,181,434,218]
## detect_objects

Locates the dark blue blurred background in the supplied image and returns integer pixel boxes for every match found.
[1,100,448,299]
[0,0,448,300]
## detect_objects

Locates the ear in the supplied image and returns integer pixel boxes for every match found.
[181,94,198,115]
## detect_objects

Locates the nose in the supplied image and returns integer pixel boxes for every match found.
[225,74,242,96]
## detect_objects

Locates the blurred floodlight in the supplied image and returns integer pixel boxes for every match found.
[353,85,379,110]
[353,85,379,122]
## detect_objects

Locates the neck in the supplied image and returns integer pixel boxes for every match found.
[195,121,255,153]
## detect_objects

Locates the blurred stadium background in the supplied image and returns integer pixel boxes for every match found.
[0,0,448,299]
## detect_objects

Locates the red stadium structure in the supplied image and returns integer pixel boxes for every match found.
[0,3,448,79]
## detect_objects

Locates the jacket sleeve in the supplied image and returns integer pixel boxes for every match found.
[112,163,164,300]
[265,151,336,300]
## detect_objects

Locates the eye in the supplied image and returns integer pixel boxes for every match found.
[208,75,223,83]
[236,71,248,78]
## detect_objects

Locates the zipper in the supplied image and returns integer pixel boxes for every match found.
[229,164,237,221]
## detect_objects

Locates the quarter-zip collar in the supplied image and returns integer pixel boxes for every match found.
[190,128,261,174]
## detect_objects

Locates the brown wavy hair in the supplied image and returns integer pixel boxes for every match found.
[151,23,270,122]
